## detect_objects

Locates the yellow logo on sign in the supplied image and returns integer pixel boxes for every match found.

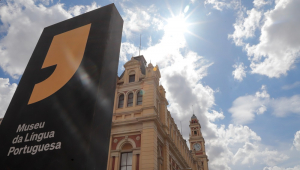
[28,24,91,105]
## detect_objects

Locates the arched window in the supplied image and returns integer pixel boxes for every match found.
[127,93,133,107]
[122,143,133,150]
[137,91,143,105]
[118,94,124,108]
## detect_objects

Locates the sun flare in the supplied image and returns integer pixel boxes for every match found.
[165,14,187,36]
[162,4,205,41]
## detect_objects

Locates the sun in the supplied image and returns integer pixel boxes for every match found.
[164,14,187,36]
[163,4,205,41]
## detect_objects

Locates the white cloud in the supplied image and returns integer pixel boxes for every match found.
[214,124,261,145]
[121,3,163,39]
[253,0,272,8]
[206,138,233,170]
[206,110,225,122]
[206,124,290,169]
[229,84,300,124]
[247,0,300,78]
[68,2,101,16]
[119,42,139,63]
[207,124,289,169]
[0,78,17,118]
[204,0,240,11]
[37,0,53,6]
[158,50,215,139]
[292,131,300,151]
[270,95,300,117]
[282,81,300,90]
[233,142,288,166]
[255,85,270,98]
[230,0,300,78]
[264,165,300,170]
[206,124,259,169]
[229,85,269,124]
[0,0,100,79]
[229,8,262,46]
[232,62,247,81]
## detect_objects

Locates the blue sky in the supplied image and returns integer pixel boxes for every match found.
[0,0,300,169]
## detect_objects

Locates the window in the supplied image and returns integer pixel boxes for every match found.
[129,74,135,82]
[127,93,133,107]
[194,131,197,135]
[120,152,132,170]
[137,91,143,105]
[118,94,124,108]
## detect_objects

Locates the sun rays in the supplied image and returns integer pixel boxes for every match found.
[163,1,205,41]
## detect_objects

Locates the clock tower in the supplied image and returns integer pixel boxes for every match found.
[189,114,209,170]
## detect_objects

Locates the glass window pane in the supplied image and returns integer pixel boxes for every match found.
[127,153,133,165]
[127,93,133,106]
[118,95,124,108]
[137,91,142,105]
[118,101,124,108]
[129,75,135,82]
[127,166,132,170]
[120,167,126,170]
[129,93,133,99]
[121,153,127,166]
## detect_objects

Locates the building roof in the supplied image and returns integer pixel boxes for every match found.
[191,114,197,119]
[119,55,147,79]
[133,55,147,75]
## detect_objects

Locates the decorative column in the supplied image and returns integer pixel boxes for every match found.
[140,121,158,170]
[163,141,170,170]
[132,154,137,170]
[111,156,115,170]
[136,154,140,170]
[111,152,120,170]
[132,150,140,170]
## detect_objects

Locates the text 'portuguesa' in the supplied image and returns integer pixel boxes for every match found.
[7,122,61,156]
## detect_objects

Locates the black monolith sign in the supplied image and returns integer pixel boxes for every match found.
[0,4,123,170]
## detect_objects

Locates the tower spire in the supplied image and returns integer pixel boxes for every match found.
[192,104,194,115]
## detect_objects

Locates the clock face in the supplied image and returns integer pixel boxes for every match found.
[193,143,201,151]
